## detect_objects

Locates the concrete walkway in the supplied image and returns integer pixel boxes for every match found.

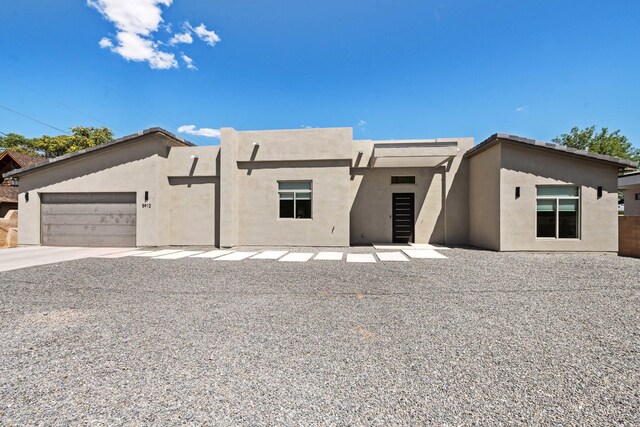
[0,246,450,272]
[0,246,131,272]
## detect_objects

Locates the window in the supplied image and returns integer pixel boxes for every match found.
[279,181,312,219]
[536,186,580,239]
[391,176,416,185]
[635,193,640,201]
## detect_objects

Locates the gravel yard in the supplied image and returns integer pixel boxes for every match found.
[0,248,638,425]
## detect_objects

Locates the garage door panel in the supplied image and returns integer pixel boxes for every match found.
[41,203,136,216]
[41,213,136,226]
[41,192,136,247]
[42,233,136,247]
[42,224,136,236]
[41,193,136,204]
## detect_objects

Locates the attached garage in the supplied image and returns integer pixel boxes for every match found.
[41,193,136,247]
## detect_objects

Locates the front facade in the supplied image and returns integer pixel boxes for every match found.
[5,128,636,251]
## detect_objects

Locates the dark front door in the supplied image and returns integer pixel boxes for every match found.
[392,193,415,243]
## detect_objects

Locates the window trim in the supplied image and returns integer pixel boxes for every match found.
[277,180,313,220]
[535,185,581,240]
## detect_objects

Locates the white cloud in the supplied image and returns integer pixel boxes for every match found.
[169,31,193,45]
[88,1,221,70]
[357,120,367,127]
[189,23,221,46]
[88,0,177,69]
[98,37,113,48]
[112,31,178,69]
[516,105,527,112]
[182,54,197,70]
[87,0,171,35]
[178,125,220,138]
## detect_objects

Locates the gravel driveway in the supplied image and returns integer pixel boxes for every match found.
[1,248,638,425]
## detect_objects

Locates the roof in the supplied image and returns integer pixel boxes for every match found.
[0,185,18,203]
[0,150,46,168]
[620,170,640,178]
[619,170,640,189]
[3,128,194,179]
[465,133,638,169]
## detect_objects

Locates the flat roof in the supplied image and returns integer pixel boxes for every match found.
[4,128,194,179]
[465,133,638,169]
[619,170,640,189]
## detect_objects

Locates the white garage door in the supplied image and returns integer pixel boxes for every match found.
[41,193,136,247]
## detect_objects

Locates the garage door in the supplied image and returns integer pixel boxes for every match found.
[41,193,136,247]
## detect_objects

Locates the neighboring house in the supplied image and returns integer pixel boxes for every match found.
[3,127,637,250]
[0,150,45,217]
[619,171,640,216]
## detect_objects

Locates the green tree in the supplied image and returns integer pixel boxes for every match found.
[1,127,113,158]
[0,133,39,155]
[552,126,640,163]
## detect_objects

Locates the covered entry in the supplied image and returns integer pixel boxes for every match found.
[41,192,136,247]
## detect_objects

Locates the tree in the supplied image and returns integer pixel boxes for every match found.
[0,133,39,155]
[552,126,640,164]
[0,127,113,158]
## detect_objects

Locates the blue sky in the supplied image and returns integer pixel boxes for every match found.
[1,0,639,147]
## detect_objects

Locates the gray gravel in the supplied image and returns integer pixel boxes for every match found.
[0,248,638,425]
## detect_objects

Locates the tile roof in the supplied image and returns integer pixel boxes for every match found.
[0,150,46,168]
[0,185,18,203]
[465,133,638,169]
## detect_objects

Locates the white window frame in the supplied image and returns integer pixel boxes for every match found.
[535,185,581,240]
[277,180,313,220]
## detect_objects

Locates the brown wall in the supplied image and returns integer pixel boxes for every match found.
[619,216,639,258]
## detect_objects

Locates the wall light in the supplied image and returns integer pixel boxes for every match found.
[515,187,520,199]
[25,192,29,202]
[597,186,603,199]
[144,191,149,202]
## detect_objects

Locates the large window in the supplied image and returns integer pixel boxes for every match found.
[279,181,312,219]
[536,186,580,239]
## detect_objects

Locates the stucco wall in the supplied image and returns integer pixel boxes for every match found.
[236,163,350,246]
[623,186,640,216]
[349,137,471,245]
[167,146,219,246]
[350,167,444,244]
[17,135,182,247]
[499,143,619,251]
[468,144,501,250]
[220,128,352,247]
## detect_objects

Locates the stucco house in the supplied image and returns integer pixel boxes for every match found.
[3,127,636,250]
[619,171,640,216]
[0,150,45,217]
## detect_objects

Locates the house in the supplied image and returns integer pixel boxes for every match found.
[3,127,637,250]
[0,150,45,217]
[619,171,640,216]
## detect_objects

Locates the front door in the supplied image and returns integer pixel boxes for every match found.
[392,193,415,243]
